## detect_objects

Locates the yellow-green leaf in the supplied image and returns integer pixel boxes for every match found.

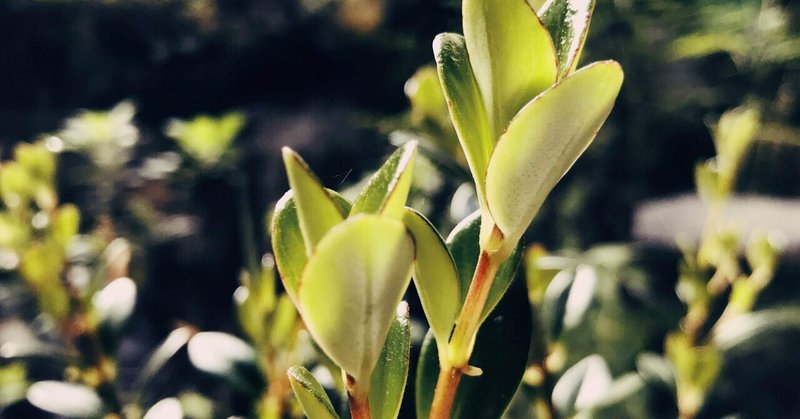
[288,366,340,419]
[271,190,351,302]
[282,147,347,254]
[369,302,411,419]
[402,208,460,348]
[463,0,558,136]
[299,215,414,385]
[350,142,417,219]
[484,61,623,253]
[540,0,596,79]
[433,33,494,205]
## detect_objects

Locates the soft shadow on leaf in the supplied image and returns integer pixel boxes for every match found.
[288,365,340,419]
[369,302,411,419]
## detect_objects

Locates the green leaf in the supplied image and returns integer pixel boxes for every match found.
[282,147,347,253]
[143,398,183,419]
[446,211,522,324]
[271,190,351,302]
[165,112,245,165]
[433,33,494,204]
[187,332,263,394]
[540,0,596,79]
[136,327,194,394]
[369,302,411,419]
[402,208,460,348]
[416,275,531,419]
[288,366,340,419]
[463,0,558,136]
[484,61,623,252]
[350,142,417,219]
[551,354,613,417]
[27,381,104,418]
[540,268,576,342]
[299,215,414,384]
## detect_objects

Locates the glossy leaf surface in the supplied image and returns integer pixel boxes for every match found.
[288,366,340,419]
[433,33,493,204]
[187,332,262,393]
[484,61,623,251]
[540,0,596,78]
[416,276,531,419]
[282,147,346,253]
[369,302,411,419]
[402,208,460,347]
[27,381,104,418]
[552,354,613,417]
[299,215,414,384]
[350,142,417,219]
[463,0,557,135]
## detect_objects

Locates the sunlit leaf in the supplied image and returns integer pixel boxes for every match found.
[433,33,494,205]
[540,0,596,78]
[136,327,194,393]
[288,365,340,419]
[143,398,183,419]
[402,208,460,347]
[92,277,137,332]
[299,215,414,384]
[350,142,417,220]
[463,0,557,136]
[27,381,104,418]
[446,211,521,324]
[551,354,612,417]
[484,61,623,252]
[282,147,347,253]
[271,190,351,302]
[369,302,411,419]
[165,112,245,165]
[540,268,575,341]
[187,332,262,394]
[416,276,531,419]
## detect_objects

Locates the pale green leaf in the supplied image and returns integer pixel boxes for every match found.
[350,142,417,219]
[540,0,596,79]
[288,365,340,419]
[433,33,494,204]
[552,354,613,417]
[271,190,351,302]
[369,302,411,419]
[402,208,460,348]
[484,61,623,252]
[282,147,347,253]
[299,215,414,384]
[463,0,558,136]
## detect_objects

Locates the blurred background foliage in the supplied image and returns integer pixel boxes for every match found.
[0,0,799,418]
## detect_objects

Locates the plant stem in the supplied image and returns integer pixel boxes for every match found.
[429,250,502,419]
[429,366,463,419]
[231,170,261,280]
[346,374,371,419]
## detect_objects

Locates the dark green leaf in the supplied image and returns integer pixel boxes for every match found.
[446,210,522,323]
[288,366,340,419]
[369,302,411,419]
[540,0,596,78]
[416,275,531,419]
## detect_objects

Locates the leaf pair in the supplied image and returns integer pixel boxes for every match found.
[272,143,419,392]
[434,0,623,258]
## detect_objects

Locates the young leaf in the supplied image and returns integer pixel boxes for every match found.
[288,366,340,419]
[369,302,411,419]
[463,0,558,136]
[484,61,623,252]
[350,142,417,219]
[299,215,414,385]
[416,276,532,419]
[282,147,347,253]
[271,190,351,302]
[540,0,596,79]
[27,381,104,418]
[446,211,522,324]
[433,33,494,204]
[402,208,460,348]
